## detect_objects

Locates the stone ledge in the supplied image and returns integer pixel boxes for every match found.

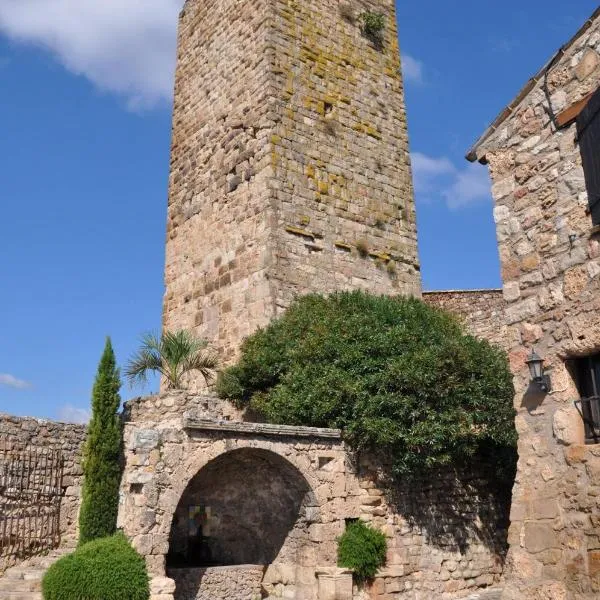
[183,416,342,439]
[169,564,265,572]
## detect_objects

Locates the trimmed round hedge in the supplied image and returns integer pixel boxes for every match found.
[42,533,149,600]
[217,291,517,478]
[338,520,387,580]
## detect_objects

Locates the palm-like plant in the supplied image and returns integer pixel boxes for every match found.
[125,330,218,390]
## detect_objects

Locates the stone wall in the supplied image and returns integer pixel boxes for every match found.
[119,393,509,600]
[163,0,420,375]
[0,414,86,548]
[469,11,600,600]
[423,290,508,349]
[168,565,264,600]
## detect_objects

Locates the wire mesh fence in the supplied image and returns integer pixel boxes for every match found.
[0,435,64,572]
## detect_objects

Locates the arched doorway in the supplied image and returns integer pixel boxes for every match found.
[166,448,315,569]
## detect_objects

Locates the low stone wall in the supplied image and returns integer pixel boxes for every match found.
[357,457,508,599]
[0,414,86,547]
[168,565,264,600]
[423,290,508,349]
[123,391,244,424]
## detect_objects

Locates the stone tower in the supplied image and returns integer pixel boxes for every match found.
[163,0,421,366]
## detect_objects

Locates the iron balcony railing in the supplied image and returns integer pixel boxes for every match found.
[574,396,600,444]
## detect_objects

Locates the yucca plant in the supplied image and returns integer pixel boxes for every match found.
[125,330,218,390]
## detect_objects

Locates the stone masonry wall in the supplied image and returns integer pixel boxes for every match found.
[423,290,509,349]
[119,393,509,600]
[163,0,275,370]
[268,0,420,312]
[472,13,600,600]
[168,565,264,600]
[163,0,420,378]
[0,414,86,548]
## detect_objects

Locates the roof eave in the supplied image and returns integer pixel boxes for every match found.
[465,6,600,163]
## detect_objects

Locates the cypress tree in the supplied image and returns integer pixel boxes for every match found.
[79,337,123,545]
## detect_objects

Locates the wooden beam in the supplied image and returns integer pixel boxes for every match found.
[556,91,594,128]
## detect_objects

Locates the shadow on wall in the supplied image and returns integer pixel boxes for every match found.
[166,448,315,568]
[370,454,516,559]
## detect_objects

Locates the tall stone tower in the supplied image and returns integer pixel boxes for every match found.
[163,0,421,365]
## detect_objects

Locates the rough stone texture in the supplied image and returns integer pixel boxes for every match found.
[163,0,421,377]
[423,290,509,349]
[168,565,264,600]
[471,12,600,600]
[119,393,509,600]
[0,414,86,555]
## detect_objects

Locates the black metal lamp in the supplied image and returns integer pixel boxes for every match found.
[525,348,551,392]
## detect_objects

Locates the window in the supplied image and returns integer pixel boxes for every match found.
[577,87,600,226]
[573,353,600,444]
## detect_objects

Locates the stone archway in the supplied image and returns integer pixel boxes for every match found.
[165,446,320,599]
[166,447,314,568]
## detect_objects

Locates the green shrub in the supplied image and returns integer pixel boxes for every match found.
[359,11,385,44]
[216,291,516,479]
[338,520,387,580]
[42,533,150,600]
[79,338,122,545]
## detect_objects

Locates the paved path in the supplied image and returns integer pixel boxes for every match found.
[0,546,73,600]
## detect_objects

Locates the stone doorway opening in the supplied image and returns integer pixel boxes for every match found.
[166,447,315,599]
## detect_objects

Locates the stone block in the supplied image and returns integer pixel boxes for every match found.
[524,522,559,554]
[132,429,160,451]
[576,49,600,81]
[150,577,176,595]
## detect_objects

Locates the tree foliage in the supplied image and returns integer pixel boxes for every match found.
[217,292,516,477]
[125,330,218,390]
[42,533,149,600]
[337,520,387,580]
[79,338,122,545]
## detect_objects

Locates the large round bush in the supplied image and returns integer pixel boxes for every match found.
[217,291,516,476]
[42,533,150,600]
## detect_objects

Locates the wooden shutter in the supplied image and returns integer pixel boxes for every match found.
[577,87,600,225]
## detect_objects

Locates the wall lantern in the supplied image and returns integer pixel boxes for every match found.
[525,348,552,393]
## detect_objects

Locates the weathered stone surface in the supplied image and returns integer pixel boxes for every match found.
[162,0,421,379]
[168,565,264,600]
[472,10,600,599]
[118,392,508,600]
[0,413,86,568]
[423,289,509,349]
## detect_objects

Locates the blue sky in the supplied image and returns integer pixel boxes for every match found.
[0,0,597,421]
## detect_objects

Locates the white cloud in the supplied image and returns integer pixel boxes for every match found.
[0,373,31,389]
[0,0,182,108]
[402,54,424,84]
[411,152,491,210]
[411,152,455,194]
[443,162,492,210]
[58,404,90,425]
[0,2,428,107]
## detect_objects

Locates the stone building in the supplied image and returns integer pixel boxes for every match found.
[466,7,600,599]
[162,0,421,369]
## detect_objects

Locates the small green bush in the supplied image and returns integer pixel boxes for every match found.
[360,11,385,44]
[42,533,150,600]
[338,520,387,580]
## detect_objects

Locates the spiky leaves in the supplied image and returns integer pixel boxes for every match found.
[79,338,122,546]
[125,330,218,390]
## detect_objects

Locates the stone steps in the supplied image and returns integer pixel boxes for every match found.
[0,546,74,600]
